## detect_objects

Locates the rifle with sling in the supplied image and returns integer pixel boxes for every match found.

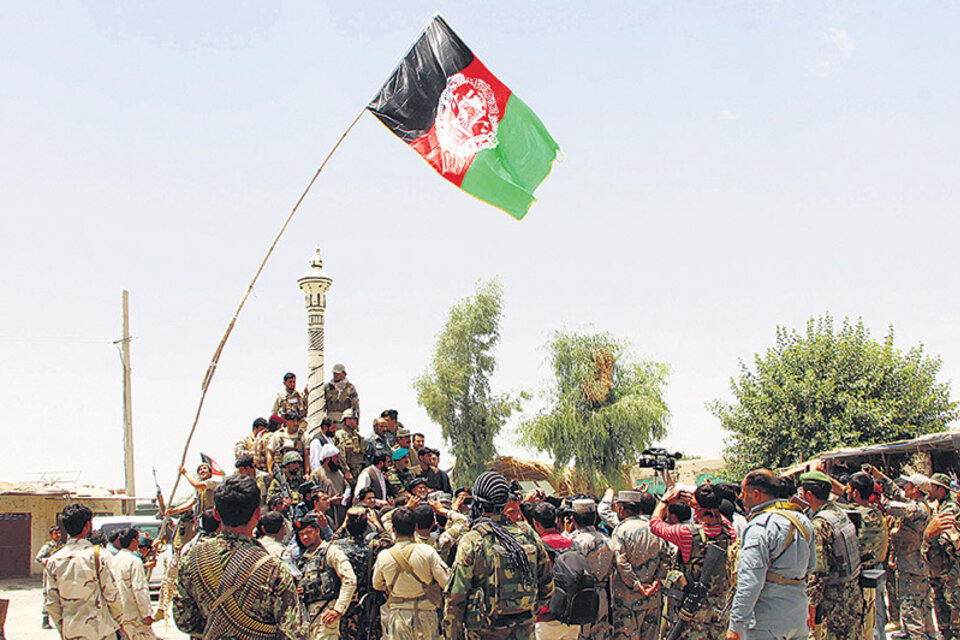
[271,461,295,504]
[666,543,727,640]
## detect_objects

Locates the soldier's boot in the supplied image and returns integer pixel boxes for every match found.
[41,613,52,629]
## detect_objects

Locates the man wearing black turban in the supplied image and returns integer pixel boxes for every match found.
[443,472,554,640]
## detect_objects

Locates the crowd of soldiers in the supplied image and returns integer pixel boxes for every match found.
[36,366,960,640]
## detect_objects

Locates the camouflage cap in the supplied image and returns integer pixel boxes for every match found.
[332,363,346,373]
[572,498,597,514]
[929,473,952,490]
[281,451,303,465]
[617,490,642,503]
[341,408,357,420]
[397,428,411,438]
[799,470,832,486]
[908,473,930,493]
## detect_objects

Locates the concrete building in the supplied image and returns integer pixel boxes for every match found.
[0,482,127,578]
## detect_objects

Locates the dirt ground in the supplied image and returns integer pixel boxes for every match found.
[0,577,188,640]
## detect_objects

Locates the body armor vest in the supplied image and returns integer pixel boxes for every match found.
[814,505,861,585]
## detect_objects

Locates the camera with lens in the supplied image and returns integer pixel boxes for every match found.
[637,447,683,471]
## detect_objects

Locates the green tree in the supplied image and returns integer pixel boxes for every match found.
[711,314,958,477]
[413,279,522,486]
[520,330,670,489]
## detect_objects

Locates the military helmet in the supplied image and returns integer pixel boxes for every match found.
[281,451,303,465]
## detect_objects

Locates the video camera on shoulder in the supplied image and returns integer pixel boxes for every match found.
[637,448,683,472]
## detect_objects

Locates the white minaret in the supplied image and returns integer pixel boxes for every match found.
[298,248,333,438]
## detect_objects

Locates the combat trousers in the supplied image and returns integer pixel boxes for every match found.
[886,565,900,627]
[864,586,878,640]
[119,622,159,640]
[813,580,864,640]
[611,587,660,640]
[931,577,960,640]
[308,602,343,640]
[381,602,440,640]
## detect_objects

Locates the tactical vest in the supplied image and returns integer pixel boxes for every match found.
[675,523,733,621]
[298,543,341,605]
[855,504,889,565]
[891,502,929,555]
[464,520,540,628]
[275,431,305,460]
[922,499,960,578]
[336,429,365,471]
[276,390,306,420]
[814,505,861,585]
[333,536,373,593]
[324,382,354,414]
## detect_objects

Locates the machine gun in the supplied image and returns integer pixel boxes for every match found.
[666,543,727,640]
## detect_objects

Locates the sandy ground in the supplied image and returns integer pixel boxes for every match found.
[0,577,188,640]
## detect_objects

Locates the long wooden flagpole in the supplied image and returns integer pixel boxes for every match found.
[156,106,367,548]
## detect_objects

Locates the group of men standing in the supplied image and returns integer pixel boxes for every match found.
[38,506,157,640]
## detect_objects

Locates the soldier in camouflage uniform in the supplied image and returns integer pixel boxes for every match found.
[847,472,889,640]
[268,451,305,506]
[322,363,360,426]
[387,449,415,499]
[798,471,863,640]
[36,524,62,629]
[175,475,307,640]
[651,484,737,640]
[431,492,471,566]
[335,408,366,480]
[922,473,960,640]
[44,505,125,639]
[869,468,935,640]
[295,512,358,640]
[236,417,269,463]
[444,471,554,640]
[568,499,615,640]
[609,490,671,640]
[273,372,308,435]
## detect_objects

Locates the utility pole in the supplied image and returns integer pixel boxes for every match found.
[120,290,135,515]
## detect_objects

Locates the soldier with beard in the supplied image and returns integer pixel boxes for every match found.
[335,506,394,640]
[322,363,360,427]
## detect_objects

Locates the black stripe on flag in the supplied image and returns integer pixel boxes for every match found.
[368,15,475,143]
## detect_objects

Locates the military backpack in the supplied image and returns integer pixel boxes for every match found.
[814,507,861,585]
[464,521,540,627]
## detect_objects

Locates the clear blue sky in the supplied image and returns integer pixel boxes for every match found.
[3,2,959,500]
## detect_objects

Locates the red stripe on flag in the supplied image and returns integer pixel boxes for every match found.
[408,57,512,187]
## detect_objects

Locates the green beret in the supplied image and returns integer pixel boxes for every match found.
[392,448,410,461]
[799,470,832,485]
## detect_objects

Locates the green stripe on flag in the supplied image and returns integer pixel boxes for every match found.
[461,95,559,220]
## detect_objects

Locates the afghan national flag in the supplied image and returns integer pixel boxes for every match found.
[368,15,559,220]
[199,453,225,477]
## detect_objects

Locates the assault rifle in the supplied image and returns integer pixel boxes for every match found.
[271,461,295,504]
[666,543,727,640]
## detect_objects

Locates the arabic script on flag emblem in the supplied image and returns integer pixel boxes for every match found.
[435,73,500,160]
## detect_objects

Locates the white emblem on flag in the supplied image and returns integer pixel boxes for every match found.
[435,73,500,160]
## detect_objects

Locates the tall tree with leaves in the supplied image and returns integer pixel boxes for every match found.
[520,330,670,489]
[711,314,958,477]
[413,279,522,486]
